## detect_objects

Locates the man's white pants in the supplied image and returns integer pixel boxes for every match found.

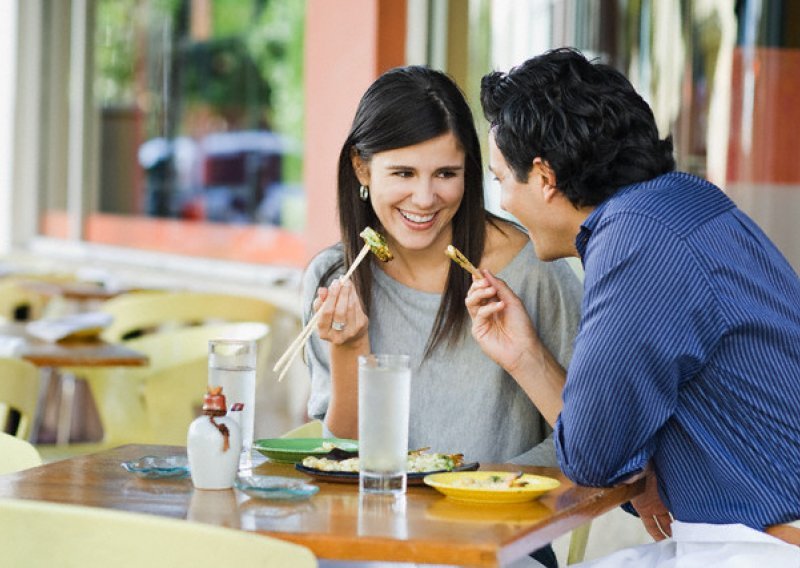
[573,521,800,568]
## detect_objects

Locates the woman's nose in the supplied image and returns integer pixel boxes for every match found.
[410,178,436,208]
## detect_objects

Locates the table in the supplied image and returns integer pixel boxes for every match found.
[0,323,149,444]
[18,280,149,302]
[0,323,149,368]
[0,445,646,566]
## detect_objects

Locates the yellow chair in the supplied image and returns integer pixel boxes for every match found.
[280,419,323,439]
[0,280,50,322]
[567,523,591,564]
[99,291,278,342]
[0,357,42,440]
[0,432,42,474]
[46,322,270,456]
[0,498,317,567]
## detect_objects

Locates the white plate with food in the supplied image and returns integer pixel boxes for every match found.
[296,449,478,486]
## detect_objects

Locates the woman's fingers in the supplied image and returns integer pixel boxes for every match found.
[315,277,367,344]
[316,278,343,337]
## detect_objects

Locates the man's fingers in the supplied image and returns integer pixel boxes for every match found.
[653,513,673,538]
[641,517,667,541]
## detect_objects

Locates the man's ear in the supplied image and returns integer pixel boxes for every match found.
[350,151,370,186]
[532,158,558,202]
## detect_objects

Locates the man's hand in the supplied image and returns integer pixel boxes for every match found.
[465,270,540,374]
[631,466,672,541]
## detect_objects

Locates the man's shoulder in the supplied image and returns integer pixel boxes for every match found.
[602,172,735,236]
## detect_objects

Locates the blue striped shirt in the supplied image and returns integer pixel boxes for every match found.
[554,171,800,529]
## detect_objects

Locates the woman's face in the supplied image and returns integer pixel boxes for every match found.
[355,132,466,255]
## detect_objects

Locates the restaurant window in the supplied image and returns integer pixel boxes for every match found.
[473,0,800,272]
[38,0,307,267]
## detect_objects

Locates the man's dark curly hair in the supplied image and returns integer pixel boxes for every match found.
[480,48,675,208]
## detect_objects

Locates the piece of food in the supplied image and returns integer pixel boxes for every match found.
[360,227,393,262]
[450,473,531,489]
[445,245,481,277]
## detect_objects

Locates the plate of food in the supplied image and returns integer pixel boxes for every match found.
[296,449,479,485]
[423,471,560,504]
[121,455,190,479]
[253,438,358,464]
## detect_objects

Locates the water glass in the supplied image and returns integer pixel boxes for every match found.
[208,338,257,464]
[358,354,411,495]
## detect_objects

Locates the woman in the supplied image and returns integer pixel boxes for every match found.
[303,66,582,467]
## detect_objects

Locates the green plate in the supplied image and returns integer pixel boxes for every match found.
[253,438,358,464]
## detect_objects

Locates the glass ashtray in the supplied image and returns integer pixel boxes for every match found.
[235,474,319,501]
[121,455,191,479]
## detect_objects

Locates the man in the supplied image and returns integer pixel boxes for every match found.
[467,47,800,566]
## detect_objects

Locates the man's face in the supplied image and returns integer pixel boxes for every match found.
[487,133,558,260]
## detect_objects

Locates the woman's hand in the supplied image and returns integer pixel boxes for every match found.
[465,270,540,375]
[313,276,368,348]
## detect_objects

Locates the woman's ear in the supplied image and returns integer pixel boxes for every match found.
[350,151,370,186]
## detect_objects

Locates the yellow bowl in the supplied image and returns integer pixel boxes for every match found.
[423,471,560,504]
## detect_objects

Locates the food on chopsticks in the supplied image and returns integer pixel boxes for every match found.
[360,227,393,262]
[301,449,465,474]
[445,245,481,278]
[273,227,393,382]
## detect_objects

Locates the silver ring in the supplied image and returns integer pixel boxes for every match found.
[331,321,346,331]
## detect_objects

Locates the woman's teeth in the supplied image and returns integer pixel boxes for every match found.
[401,211,435,223]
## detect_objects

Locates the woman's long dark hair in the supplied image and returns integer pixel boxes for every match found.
[317,66,494,357]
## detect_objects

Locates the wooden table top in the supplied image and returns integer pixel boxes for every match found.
[0,324,148,368]
[0,444,645,566]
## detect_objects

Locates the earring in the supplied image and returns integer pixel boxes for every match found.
[359,185,369,201]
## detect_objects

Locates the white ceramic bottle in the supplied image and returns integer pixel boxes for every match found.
[187,386,242,490]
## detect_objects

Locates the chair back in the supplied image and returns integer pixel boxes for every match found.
[0,498,317,567]
[0,432,42,474]
[75,322,270,447]
[100,291,277,342]
[281,420,323,439]
[0,281,50,322]
[0,357,42,439]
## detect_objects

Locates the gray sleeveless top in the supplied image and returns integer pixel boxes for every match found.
[302,240,582,465]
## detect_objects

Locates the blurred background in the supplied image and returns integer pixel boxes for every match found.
[1,0,798,280]
[0,1,797,562]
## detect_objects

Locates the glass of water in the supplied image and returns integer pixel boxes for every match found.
[358,354,411,495]
[208,338,257,465]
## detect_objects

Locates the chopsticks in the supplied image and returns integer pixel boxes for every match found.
[274,228,392,382]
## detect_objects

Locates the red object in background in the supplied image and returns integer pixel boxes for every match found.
[727,47,800,185]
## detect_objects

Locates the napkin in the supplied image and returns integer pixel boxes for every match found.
[0,336,25,357]
[26,312,113,342]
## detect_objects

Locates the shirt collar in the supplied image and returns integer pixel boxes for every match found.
[575,181,643,261]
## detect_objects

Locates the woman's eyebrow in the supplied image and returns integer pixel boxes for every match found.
[384,164,464,171]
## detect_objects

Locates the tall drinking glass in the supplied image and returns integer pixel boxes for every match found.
[358,354,411,495]
[208,338,257,465]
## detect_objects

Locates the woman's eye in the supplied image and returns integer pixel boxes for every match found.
[437,170,457,179]
[393,171,413,178]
